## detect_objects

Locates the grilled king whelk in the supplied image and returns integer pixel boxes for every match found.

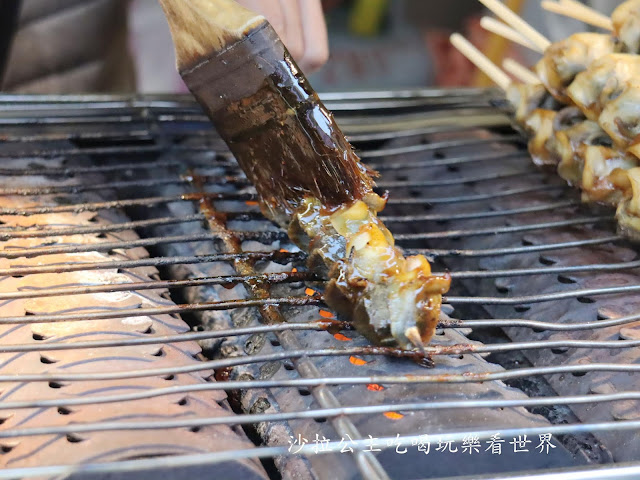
[158,0,450,350]
[535,33,615,104]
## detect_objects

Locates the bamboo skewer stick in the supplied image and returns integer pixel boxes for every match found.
[480,16,541,52]
[560,0,613,29]
[474,0,525,87]
[502,58,540,84]
[541,0,613,30]
[450,33,512,91]
[478,0,551,51]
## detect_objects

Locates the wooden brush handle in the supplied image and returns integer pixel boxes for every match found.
[158,0,267,71]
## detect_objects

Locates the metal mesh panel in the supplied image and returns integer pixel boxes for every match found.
[0,89,637,479]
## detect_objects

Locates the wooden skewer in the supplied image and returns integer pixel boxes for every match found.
[450,33,511,91]
[478,0,551,51]
[502,58,539,84]
[541,0,613,30]
[480,16,541,52]
[559,0,613,30]
[541,0,613,31]
[475,0,525,87]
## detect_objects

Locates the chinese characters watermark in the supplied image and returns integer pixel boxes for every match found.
[288,433,558,455]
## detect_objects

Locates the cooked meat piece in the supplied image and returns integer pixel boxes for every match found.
[580,146,639,205]
[525,108,559,167]
[506,82,558,124]
[288,195,451,349]
[612,0,640,53]
[556,119,605,186]
[616,166,640,238]
[567,54,640,122]
[535,33,615,104]
[525,106,587,168]
[598,82,640,149]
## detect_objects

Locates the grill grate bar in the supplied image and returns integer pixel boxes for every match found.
[11,258,636,299]
[0,315,635,353]
[2,280,635,324]
[347,123,506,142]
[450,260,640,278]
[456,312,640,331]
[3,393,640,438]
[387,185,563,205]
[0,430,637,480]
[440,463,640,480]
[0,214,206,239]
[445,284,640,305]
[0,88,488,103]
[0,141,219,155]
[0,159,185,174]
[1,356,638,383]
[0,251,305,276]
[0,271,313,301]
[356,134,522,158]
[0,231,287,259]
[1,377,637,413]
[0,178,223,196]
[5,216,607,251]
[366,151,525,170]
[0,194,573,220]
[412,235,622,258]
[375,169,538,188]
[0,348,424,382]
[0,295,323,324]
[0,429,637,480]
[186,168,538,190]
[0,319,634,354]
[395,216,612,240]
[0,181,555,207]
[0,321,330,353]
[381,200,579,222]
[0,195,187,215]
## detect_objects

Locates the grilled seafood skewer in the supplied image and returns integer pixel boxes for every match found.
[159,0,451,350]
[452,34,640,231]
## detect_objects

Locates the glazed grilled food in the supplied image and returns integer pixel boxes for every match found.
[159,0,451,351]
[289,196,451,349]
[506,81,640,205]
[218,50,452,351]
[535,33,615,104]
[617,167,640,239]
[566,54,640,122]
[483,0,640,239]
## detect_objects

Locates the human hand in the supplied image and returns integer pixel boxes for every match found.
[235,0,329,73]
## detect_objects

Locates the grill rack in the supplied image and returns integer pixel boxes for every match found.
[0,89,638,479]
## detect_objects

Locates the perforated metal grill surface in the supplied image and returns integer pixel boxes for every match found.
[0,90,638,480]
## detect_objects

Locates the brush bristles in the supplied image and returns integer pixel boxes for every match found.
[158,0,265,71]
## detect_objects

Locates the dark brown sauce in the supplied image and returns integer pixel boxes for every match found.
[315,318,350,335]
[214,366,233,382]
[185,23,375,221]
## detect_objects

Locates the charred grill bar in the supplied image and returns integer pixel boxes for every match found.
[0,90,638,479]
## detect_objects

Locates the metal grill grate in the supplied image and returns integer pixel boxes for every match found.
[0,89,638,480]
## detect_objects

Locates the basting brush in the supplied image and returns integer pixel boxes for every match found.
[158,0,451,351]
[158,0,376,222]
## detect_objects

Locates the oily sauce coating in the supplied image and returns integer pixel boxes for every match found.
[289,196,450,349]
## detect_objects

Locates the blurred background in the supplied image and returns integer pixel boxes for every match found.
[0,0,622,94]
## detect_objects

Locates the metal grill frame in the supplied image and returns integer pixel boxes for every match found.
[0,89,638,479]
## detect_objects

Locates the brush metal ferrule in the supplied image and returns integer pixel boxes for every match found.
[181,23,375,220]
